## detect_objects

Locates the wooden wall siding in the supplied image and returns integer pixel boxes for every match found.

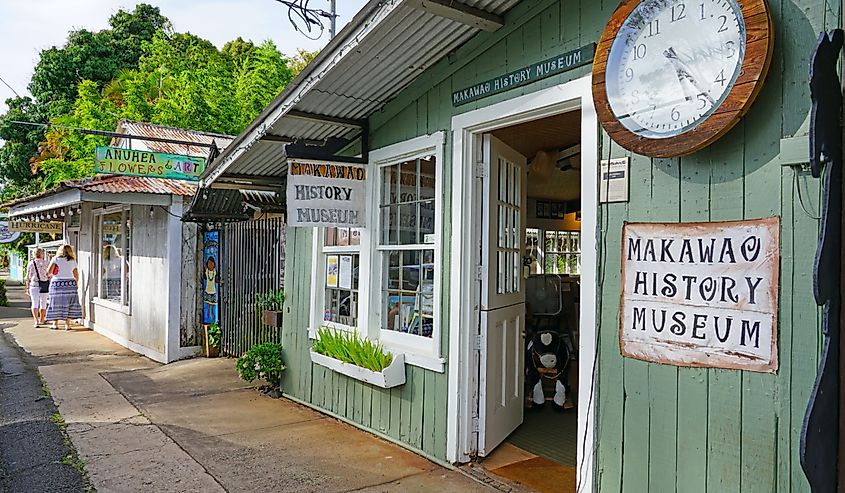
[276,0,838,479]
[218,217,286,357]
[179,221,201,347]
[279,226,450,460]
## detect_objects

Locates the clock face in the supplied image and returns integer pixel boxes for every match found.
[605,0,747,139]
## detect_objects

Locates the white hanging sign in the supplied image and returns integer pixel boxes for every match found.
[287,159,367,228]
[620,217,780,373]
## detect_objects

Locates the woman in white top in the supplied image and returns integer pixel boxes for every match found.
[45,244,82,331]
[25,248,50,326]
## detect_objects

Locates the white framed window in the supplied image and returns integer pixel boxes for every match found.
[312,227,366,333]
[526,228,581,276]
[370,132,445,369]
[94,205,131,308]
[307,132,446,372]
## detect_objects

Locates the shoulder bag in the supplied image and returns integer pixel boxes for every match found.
[32,261,50,293]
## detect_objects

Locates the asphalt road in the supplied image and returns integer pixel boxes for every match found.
[0,283,87,493]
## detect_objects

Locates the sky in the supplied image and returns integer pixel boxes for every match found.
[0,0,368,115]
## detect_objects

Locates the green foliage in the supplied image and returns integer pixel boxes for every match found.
[288,48,319,76]
[312,327,394,372]
[0,279,8,307]
[255,289,285,311]
[236,342,286,388]
[0,3,305,202]
[207,322,222,349]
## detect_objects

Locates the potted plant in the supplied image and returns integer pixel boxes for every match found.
[256,289,285,327]
[236,342,286,397]
[309,327,405,389]
[204,322,221,358]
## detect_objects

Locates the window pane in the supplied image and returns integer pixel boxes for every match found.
[419,158,436,200]
[324,253,359,327]
[100,212,124,302]
[379,157,437,247]
[382,248,433,338]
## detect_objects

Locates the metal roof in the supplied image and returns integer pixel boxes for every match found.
[111,120,234,157]
[201,0,520,185]
[64,175,197,196]
[183,187,286,223]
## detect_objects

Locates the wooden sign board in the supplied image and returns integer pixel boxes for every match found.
[620,217,780,373]
[95,146,206,181]
[287,160,367,228]
[9,221,63,234]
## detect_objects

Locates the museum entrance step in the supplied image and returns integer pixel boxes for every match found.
[477,441,576,493]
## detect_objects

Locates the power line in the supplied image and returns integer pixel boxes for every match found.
[0,75,20,98]
[4,120,215,148]
[274,0,338,40]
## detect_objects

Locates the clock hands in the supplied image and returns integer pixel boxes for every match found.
[663,47,716,106]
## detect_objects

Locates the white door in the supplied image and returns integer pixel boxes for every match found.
[478,134,527,456]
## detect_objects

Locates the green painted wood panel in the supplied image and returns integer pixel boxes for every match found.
[276,0,840,480]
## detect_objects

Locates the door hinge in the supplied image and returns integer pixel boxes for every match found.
[474,161,488,179]
[475,264,485,281]
[474,334,483,351]
[472,415,480,433]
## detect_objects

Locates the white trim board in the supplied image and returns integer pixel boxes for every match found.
[446,75,599,493]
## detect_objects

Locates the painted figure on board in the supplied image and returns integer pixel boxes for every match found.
[202,231,219,325]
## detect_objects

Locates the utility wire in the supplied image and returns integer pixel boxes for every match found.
[0,75,20,98]
[274,0,337,40]
[5,120,215,148]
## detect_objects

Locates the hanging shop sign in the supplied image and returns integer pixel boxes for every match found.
[287,160,367,228]
[620,217,780,373]
[0,222,20,244]
[95,146,206,181]
[451,44,595,107]
[9,221,63,234]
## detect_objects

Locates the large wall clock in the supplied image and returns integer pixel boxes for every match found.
[592,0,774,158]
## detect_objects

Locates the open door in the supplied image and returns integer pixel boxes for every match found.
[478,134,527,456]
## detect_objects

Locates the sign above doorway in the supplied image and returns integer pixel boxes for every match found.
[9,220,63,234]
[451,44,595,107]
[95,146,206,181]
[619,217,780,373]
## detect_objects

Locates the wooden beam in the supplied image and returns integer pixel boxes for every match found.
[405,0,504,32]
[217,173,286,187]
[286,109,364,129]
[259,134,294,144]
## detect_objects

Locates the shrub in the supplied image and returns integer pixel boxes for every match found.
[312,327,393,372]
[207,322,221,348]
[255,289,285,311]
[0,279,8,307]
[236,342,286,388]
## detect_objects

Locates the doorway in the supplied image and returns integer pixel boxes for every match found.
[447,75,599,492]
[476,112,583,492]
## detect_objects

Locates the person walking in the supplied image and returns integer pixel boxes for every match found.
[25,248,50,326]
[45,244,82,331]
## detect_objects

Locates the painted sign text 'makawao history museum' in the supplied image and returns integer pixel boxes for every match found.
[287,160,367,228]
[620,218,780,373]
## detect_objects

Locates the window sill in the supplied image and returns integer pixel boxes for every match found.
[307,326,445,373]
[92,297,131,315]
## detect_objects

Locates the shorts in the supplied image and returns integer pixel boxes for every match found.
[28,286,48,310]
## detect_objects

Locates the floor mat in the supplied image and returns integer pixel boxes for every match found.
[506,404,577,466]
[489,456,576,493]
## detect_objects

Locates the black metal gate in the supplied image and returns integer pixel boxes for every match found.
[218,216,286,357]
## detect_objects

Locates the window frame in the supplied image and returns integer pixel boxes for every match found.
[307,133,446,372]
[310,227,371,336]
[368,132,445,370]
[93,204,132,311]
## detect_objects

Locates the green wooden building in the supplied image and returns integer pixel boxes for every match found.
[198,0,839,490]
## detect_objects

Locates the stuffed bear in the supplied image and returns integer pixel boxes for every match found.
[525,330,571,410]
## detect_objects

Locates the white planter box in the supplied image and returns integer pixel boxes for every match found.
[309,350,405,388]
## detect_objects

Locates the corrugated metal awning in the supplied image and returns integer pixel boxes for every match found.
[201,0,519,185]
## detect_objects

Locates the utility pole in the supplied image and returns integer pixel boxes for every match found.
[328,0,337,39]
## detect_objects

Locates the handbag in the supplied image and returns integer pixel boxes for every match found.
[32,261,50,293]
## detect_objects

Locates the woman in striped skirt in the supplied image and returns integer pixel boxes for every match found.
[45,244,83,331]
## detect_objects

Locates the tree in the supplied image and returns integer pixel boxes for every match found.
[234,41,295,129]
[289,48,319,76]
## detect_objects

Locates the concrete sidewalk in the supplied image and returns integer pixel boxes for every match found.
[0,283,498,493]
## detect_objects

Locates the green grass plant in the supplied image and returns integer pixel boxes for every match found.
[312,327,394,372]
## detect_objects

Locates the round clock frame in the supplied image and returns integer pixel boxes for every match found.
[592,0,774,158]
